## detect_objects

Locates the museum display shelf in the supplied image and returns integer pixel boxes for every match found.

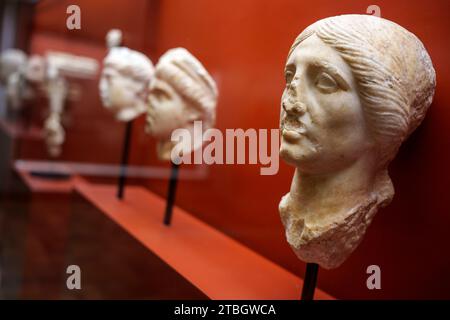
[75,178,334,300]
[14,161,77,193]
[8,162,334,299]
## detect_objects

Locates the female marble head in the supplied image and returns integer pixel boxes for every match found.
[99,47,155,121]
[279,15,435,269]
[146,48,218,160]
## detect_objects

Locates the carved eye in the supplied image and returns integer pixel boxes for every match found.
[315,72,339,93]
[152,88,171,101]
[285,69,294,85]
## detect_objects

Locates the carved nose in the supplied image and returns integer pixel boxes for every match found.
[282,100,305,115]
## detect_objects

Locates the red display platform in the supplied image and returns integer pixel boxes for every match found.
[75,179,334,300]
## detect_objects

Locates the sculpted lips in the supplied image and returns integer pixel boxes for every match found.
[281,94,307,142]
[281,119,307,143]
[282,129,302,142]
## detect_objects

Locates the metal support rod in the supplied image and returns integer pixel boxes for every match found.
[163,162,180,225]
[301,263,319,300]
[117,120,133,199]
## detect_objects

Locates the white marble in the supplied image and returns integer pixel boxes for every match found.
[279,14,436,269]
[146,48,218,161]
[99,46,154,122]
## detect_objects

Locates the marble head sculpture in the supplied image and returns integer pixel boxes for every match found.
[99,47,155,121]
[146,48,218,161]
[279,15,435,269]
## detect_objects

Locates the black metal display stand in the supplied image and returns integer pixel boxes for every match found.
[301,263,319,300]
[117,120,133,199]
[163,162,180,226]
[116,120,180,225]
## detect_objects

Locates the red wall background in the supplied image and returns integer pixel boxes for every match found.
[21,0,450,299]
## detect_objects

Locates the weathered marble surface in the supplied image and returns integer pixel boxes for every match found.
[146,48,218,161]
[279,14,436,269]
[99,30,155,122]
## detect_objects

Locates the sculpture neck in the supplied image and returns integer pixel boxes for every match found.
[116,99,146,122]
[289,154,379,225]
[279,153,394,269]
[157,139,175,161]
[157,121,204,162]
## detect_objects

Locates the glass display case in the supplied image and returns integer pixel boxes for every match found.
[0,0,449,303]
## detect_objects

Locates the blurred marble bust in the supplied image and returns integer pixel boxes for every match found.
[0,49,29,109]
[146,48,218,161]
[278,15,435,269]
[41,51,97,157]
[0,48,97,156]
[99,47,155,122]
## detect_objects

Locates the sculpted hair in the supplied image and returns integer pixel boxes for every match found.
[154,48,218,127]
[288,15,436,168]
[104,47,154,83]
